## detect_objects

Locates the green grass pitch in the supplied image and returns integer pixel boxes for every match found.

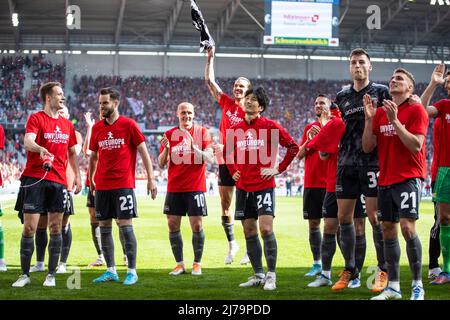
[0,194,448,300]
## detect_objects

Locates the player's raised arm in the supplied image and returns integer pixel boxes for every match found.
[420,64,445,118]
[205,47,223,102]
[83,112,95,156]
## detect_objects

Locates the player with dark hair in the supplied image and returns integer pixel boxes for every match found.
[227,87,299,290]
[84,111,129,268]
[12,82,82,287]
[420,64,450,285]
[205,47,251,265]
[159,102,214,276]
[306,100,343,287]
[332,48,391,292]
[363,68,428,300]
[89,87,157,286]
[297,95,330,277]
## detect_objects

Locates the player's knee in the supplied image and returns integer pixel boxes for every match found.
[22,224,36,237]
[167,220,180,232]
[439,206,450,224]
[338,215,352,225]
[48,222,62,235]
[243,226,258,239]
[192,223,203,233]
[324,224,338,235]
[440,215,450,225]
[309,219,321,229]
[354,219,365,235]
[220,198,232,211]
[382,222,396,238]
[259,226,273,237]
[400,224,416,241]
[366,212,378,226]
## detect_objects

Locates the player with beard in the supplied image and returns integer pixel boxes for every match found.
[89,87,157,285]
[205,47,251,265]
[84,111,129,268]
[297,95,330,277]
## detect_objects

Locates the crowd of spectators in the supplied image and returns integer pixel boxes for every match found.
[0,55,448,187]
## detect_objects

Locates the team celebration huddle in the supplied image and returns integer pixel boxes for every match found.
[1,46,450,301]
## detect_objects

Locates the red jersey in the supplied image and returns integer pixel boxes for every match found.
[300,121,328,188]
[306,117,345,192]
[433,99,450,168]
[226,116,299,192]
[431,118,441,182]
[89,116,145,190]
[160,125,212,192]
[0,124,4,186]
[218,94,245,143]
[372,102,428,186]
[66,131,82,192]
[22,111,77,186]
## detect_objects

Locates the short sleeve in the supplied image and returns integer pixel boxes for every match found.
[407,104,429,136]
[129,119,145,147]
[25,113,39,134]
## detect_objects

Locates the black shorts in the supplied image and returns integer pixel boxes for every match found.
[336,166,379,199]
[322,192,366,219]
[14,177,68,215]
[64,192,75,216]
[95,189,138,221]
[378,178,423,223]
[235,188,275,221]
[86,189,95,208]
[218,164,235,187]
[303,188,326,220]
[163,192,208,217]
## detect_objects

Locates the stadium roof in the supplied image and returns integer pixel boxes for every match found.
[1,0,450,60]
